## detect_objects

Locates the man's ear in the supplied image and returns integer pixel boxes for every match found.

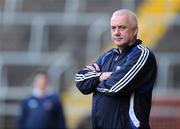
[133,27,138,37]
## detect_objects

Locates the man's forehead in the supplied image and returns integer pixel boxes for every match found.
[111,15,129,25]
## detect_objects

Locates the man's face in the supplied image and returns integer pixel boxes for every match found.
[111,15,137,48]
[34,74,48,91]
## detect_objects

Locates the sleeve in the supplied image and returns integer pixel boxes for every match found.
[74,53,107,95]
[17,100,28,129]
[97,46,157,96]
[75,70,102,95]
[54,95,67,129]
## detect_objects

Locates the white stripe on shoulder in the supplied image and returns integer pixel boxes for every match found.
[110,45,145,91]
[110,45,149,92]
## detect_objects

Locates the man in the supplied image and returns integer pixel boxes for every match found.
[18,70,66,129]
[75,9,157,129]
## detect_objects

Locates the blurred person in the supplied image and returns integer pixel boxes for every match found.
[75,9,157,129]
[18,70,66,129]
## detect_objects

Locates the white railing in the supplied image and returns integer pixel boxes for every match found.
[155,53,180,90]
[0,52,75,118]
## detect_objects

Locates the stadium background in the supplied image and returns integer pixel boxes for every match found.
[0,0,180,129]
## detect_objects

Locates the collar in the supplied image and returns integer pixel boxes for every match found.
[113,39,142,54]
[32,87,53,98]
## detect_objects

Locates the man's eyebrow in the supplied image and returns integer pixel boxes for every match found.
[111,25,127,28]
[118,25,127,28]
[111,25,116,29]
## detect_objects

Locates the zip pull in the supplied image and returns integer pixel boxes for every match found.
[115,56,119,61]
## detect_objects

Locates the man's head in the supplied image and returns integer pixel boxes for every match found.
[33,70,49,91]
[111,9,138,51]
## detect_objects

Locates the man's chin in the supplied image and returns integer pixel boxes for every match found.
[113,42,124,47]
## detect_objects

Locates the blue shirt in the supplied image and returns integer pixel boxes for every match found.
[18,93,66,129]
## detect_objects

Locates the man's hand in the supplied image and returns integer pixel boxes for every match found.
[100,72,112,82]
[84,63,100,72]
[84,63,112,81]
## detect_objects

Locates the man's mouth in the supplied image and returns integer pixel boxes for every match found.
[114,37,123,41]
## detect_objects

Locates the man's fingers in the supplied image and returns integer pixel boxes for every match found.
[105,72,112,78]
[83,68,90,70]
[86,65,96,71]
[100,72,112,81]
[107,72,112,76]
[93,63,100,71]
[85,63,100,72]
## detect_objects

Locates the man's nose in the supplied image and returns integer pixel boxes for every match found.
[114,28,120,35]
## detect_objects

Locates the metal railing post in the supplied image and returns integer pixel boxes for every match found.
[86,17,109,63]
[29,17,46,56]
[3,0,17,24]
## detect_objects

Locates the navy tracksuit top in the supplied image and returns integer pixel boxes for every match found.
[75,39,157,129]
[18,93,66,129]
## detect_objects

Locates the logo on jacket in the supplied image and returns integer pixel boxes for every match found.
[28,99,38,109]
[116,66,121,71]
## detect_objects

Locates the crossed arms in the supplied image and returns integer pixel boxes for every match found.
[75,63,111,94]
[75,46,156,96]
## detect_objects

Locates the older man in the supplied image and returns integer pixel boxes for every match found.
[75,9,157,129]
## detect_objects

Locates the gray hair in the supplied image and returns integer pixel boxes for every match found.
[111,9,138,28]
